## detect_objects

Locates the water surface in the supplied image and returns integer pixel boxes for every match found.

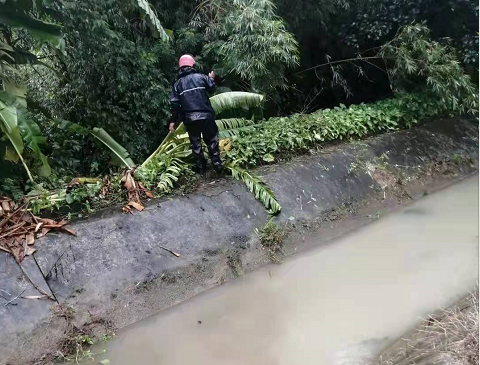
[94,177,479,365]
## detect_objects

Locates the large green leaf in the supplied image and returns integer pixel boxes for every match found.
[210,92,264,115]
[0,100,36,181]
[91,127,136,169]
[216,118,257,138]
[17,110,51,176]
[0,2,63,45]
[3,81,27,107]
[135,0,170,42]
[141,122,188,167]
[0,100,23,154]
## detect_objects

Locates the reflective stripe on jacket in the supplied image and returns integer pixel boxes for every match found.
[170,67,216,123]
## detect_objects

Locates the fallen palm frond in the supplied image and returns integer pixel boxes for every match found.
[155,158,186,193]
[227,163,281,215]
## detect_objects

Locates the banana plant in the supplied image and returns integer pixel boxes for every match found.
[137,91,281,214]
[0,0,63,46]
[0,91,51,180]
[91,128,135,169]
[0,0,64,180]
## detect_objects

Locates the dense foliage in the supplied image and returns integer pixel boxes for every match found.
[223,93,451,168]
[27,0,175,169]
[0,0,478,212]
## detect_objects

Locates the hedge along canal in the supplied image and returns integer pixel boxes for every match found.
[0,117,478,365]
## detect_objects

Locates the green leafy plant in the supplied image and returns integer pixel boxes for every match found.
[133,0,171,42]
[255,218,286,262]
[194,0,299,92]
[91,128,135,169]
[224,93,449,169]
[380,24,478,115]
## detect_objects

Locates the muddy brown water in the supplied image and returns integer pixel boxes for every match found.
[91,176,479,365]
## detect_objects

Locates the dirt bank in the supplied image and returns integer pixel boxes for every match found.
[0,118,478,365]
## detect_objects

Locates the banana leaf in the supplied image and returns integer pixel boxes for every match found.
[0,100,35,181]
[210,92,264,115]
[228,164,282,215]
[91,128,135,169]
[216,118,257,138]
[0,3,63,45]
[17,111,51,176]
[135,0,170,42]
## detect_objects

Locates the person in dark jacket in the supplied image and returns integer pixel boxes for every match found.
[169,54,222,174]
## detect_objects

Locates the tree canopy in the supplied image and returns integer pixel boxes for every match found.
[0,0,478,204]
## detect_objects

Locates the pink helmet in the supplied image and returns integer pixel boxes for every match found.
[179,54,195,68]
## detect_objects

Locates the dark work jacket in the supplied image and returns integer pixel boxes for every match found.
[170,67,216,124]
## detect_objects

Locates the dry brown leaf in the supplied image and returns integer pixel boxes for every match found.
[39,227,51,237]
[34,222,43,233]
[1,201,11,213]
[127,201,144,211]
[62,227,77,236]
[123,173,136,192]
[141,186,155,199]
[145,191,155,199]
[26,233,35,246]
[138,182,155,199]
[21,214,33,224]
[40,218,57,226]
[25,246,36,256]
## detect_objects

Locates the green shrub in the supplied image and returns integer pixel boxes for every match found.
[224,93,449,167]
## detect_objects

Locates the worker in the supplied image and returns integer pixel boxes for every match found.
[169,54,222,174]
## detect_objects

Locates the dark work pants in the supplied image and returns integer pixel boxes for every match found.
[185,118,222,172]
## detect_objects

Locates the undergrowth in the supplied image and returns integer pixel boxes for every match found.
[17,92,464,217]
[256,219,286,262]
[224,93,451,168]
